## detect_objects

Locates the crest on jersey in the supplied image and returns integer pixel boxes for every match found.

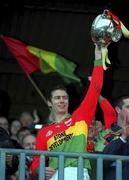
[64,118,72,126]
[46,130,53,137]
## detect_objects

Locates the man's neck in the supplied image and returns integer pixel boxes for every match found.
[54,113,68,123]
[49,111,69,124]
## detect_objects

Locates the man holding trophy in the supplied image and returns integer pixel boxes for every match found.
[31,9,129,180]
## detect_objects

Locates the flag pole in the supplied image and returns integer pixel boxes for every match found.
[27,74,48,105]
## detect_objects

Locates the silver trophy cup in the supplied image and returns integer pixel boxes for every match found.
[91,9,122,47]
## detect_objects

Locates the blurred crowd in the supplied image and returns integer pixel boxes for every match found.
[0,111,40,180]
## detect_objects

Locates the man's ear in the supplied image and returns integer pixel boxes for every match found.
[115,106,121,114]
[47,100,52,108]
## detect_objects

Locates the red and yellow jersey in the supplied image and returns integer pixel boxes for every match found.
[31,59,104,175]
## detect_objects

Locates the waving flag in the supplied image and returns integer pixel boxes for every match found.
[0,36,40,75]
[1,36,80,84]
[27,46,80,83]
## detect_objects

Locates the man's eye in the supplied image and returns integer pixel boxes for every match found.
[52,96,68,100]
[53,96,60,100]
[63,96,68,100]
[124,104,129,109]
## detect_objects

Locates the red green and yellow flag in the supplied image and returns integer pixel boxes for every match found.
[0,36,40,75]
[0,36,80,84]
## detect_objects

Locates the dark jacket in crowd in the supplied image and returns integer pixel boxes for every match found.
[0,127,19,179]
[103,137,129,180]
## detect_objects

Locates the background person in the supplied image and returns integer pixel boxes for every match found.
[103,96,129,180]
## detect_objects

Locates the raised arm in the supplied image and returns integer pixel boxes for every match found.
[72,45,104,127]
[98,95,117,129]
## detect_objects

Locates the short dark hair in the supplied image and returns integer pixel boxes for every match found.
[114,96,129,109]
[47,84,68,101]
[17,127,31,138]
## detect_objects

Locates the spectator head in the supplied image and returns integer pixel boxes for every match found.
[88,118,96,140]
[21,134,36,150]
[19,112,33,128]
[47,85,69,116]
[95,120,103,133]
[17,127,31,145]
[10,120,21,136]
[0,116,9,132]
[114,96,129,127]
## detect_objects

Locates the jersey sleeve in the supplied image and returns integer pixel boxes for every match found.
[72,59,103,127]
[31,129,47,176]
[98,95,117,129]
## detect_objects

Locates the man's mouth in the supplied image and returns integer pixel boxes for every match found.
[57,104,67,109]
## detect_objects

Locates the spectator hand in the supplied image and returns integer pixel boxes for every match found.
[45,167,55,180]
[88,76,91,82]
[33,109,40,123]
[6,154,13,167]
[121,115,129,140]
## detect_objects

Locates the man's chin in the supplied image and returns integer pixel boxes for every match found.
[58,110,67,114]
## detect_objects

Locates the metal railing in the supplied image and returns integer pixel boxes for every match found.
[0,148,129,180]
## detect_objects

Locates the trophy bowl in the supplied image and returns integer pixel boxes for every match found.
[91,10,122,47]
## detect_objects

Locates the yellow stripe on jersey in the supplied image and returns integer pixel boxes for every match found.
[47,120,88,147]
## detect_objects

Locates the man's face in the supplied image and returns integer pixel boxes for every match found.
[0,117,9,132]
[88,121,96,140]
[20,115,33,127]
[117,98,129,127]
[18,130,31,145]
[22,135,36,150]
[11,120,21,135]
[49,89,69,115]
[95,120,103,133]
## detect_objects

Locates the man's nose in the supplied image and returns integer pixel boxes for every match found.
[30,144,34,149]
[59,97,65,101]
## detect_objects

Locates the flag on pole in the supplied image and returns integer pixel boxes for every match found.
[0,36,81,84]
[0,36,40,75]
[27,46,81,83]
